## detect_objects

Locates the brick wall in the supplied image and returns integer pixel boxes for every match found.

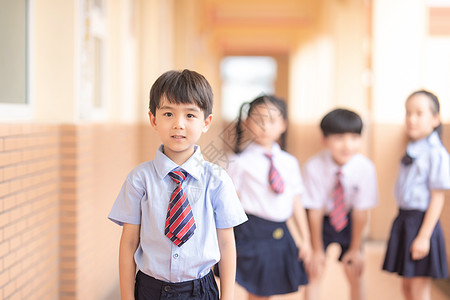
[60,124,152,300]
[0,124,60,300]
[0,123,160,300]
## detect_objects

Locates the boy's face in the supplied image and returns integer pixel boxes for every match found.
[149,97,212,164]
[323,133,361,166]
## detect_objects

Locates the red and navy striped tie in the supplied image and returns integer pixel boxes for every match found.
[165,170,196,246]
[265,153,285,194]
[329,170,348,232]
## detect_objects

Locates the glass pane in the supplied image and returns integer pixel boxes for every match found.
[93,0,104,10]
[0,0,27,104]
[221,56,277,121]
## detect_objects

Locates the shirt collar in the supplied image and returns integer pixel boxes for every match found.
[153,145,204,181]
[406,131,441,158]
[246,142,282,156]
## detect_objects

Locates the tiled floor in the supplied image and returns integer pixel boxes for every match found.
[232,241,450,300]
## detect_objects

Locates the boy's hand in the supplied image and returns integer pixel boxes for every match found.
[305,250,326,278]
[410,235,430,260]
[342,249,364,276]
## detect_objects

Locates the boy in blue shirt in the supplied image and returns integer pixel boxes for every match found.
[108,69,247,300]
[302,109,378,300]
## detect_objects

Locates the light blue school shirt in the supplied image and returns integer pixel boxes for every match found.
[108,145,247,283]
[395,131,450,211]
[302,150,378,214]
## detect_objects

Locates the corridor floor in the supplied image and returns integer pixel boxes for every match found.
[232,241,450,300]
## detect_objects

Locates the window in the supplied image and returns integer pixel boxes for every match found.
[79,0,107,120]
[221,56,277,121]
[0,0,31,119]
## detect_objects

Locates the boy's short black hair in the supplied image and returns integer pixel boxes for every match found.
[149,69,213,118]
[320,108,363,137]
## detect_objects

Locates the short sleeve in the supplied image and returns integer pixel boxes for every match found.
[302,161,326,209]
[429,148,450,190]
[211,170,247,229]
[108,175,146,226]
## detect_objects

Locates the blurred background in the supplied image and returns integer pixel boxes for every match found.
[0,0,450,299]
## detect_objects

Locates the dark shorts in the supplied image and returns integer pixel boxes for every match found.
[135,270,219,300]
[322,213,352,261]
[382,209,448,278]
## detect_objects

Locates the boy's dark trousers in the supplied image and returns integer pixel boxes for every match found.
[134,270,219,300]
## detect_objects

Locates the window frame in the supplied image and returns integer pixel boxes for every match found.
[78,0,108,121]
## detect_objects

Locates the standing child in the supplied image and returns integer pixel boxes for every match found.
[382,90,450,300]
[108,69,247,300]
[223,95,311,300]
[302,108,379,300]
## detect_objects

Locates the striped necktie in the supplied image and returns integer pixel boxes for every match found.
[329,170,348,232]
[165,170,196,246]
[265,153,285,194]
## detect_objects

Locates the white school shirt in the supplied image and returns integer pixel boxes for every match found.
[227,142,304,222]
[302,150,378,214]
[394,131,450,211]
[108,145,247,283]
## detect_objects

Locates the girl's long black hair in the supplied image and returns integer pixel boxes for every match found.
[234,95,288,154]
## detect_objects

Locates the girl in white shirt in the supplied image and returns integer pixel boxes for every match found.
[223,95,312,299]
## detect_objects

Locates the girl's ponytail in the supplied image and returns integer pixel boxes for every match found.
[234,102,248,154]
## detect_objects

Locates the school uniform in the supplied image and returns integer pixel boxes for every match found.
[302,150,378,259]
[383,131,450,278]
[225,142,308,297]
[108,145,247,299]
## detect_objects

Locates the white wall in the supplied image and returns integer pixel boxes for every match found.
[290,0,369,124]
[372,0,426,123]
[33,0,78,122]
[372,0,450,123]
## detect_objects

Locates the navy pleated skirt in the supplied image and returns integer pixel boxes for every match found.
[382,209,448,278]
[232,214,308,296]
